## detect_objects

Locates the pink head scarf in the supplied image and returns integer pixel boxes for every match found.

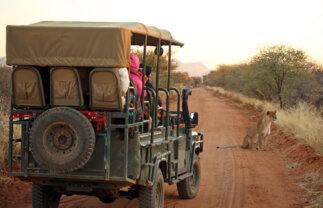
[130,53,140,73]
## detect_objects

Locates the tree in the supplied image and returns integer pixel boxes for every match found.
[305,62,323,108]
[131,48,181,89]
[131,48,178,73]
[250,45,307,108]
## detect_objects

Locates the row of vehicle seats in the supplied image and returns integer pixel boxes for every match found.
[12,66,124,111]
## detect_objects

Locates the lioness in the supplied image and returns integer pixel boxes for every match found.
[242,110,277,151]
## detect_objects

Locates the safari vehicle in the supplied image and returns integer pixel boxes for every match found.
[6,21,204,208]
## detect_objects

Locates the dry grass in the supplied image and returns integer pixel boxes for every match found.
[277,103,323,154]
[0,109,10,169]
[207,86,323,154]
[0,96,10,113]
[0,97,9,169]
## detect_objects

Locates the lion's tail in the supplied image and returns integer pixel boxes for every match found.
[216,135,250,149]
[241,135,249,149]
[216,145,243,149]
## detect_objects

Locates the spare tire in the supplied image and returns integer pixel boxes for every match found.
[30,107,95,173]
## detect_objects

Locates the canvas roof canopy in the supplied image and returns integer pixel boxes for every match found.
[6,21,184,68]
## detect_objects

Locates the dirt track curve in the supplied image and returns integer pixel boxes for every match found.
[4,88,303,208]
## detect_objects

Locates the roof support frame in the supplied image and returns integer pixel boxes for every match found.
[154,39,161,127]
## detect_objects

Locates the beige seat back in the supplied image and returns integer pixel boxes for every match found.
[12,66,45,107]
[90,68,123,111]
[50,67,84,107]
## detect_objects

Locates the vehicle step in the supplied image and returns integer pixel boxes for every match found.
[141,163,154,167]
[171,173,193,184]
[140,138,171,148]
[139,131,162,139]
[168,136,182,141]
[139,132,150,138]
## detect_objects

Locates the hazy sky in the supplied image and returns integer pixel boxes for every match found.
[1,0,323,69]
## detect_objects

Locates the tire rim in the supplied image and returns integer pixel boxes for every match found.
[42,122,78,156]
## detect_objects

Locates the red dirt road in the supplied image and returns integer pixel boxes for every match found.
[1,88,305,208]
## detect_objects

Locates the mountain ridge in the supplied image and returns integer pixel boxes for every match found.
[176,62,210,77]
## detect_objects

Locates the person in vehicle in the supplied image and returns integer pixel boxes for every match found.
[130,53,146,101]
[140,64,162,107]
[128,53,146,123]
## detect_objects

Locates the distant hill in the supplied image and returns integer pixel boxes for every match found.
[0,57,7,68]
[176,62,210,77]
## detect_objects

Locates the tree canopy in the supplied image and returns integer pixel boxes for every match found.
[250,45,307,108]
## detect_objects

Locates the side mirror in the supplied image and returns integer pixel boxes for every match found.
[190,112,198,126]
[154,47,164,56]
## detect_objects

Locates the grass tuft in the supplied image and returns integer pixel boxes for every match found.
[299,172,323,208]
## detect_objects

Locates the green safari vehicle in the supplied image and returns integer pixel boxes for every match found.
[6,21,204,208]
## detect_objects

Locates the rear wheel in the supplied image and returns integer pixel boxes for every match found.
[138,169,164,208]
[177,155,201,199]
[32,183,61,208]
